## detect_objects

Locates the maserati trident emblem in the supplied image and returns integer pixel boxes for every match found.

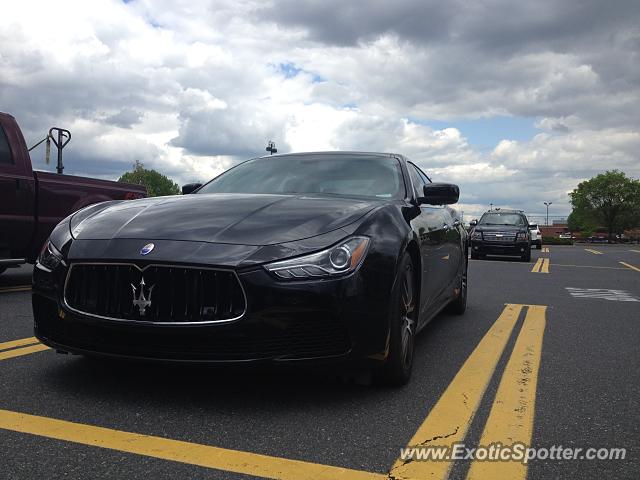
[131,277,154,316]
[140,243,155,255]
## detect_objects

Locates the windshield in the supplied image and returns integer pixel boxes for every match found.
[197,155,404,199]
[479,213,526,226]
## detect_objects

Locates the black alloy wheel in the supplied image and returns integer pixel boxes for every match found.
[446,255,468,315]
[377,253,417,386]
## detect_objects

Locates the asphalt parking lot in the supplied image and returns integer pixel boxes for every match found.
[0,245,638,480]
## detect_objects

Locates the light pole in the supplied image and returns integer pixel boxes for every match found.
[266,141,277,155]
[544,202,552,226]
[490,203,493,211]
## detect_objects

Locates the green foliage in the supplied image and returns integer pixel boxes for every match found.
[118,160,180,197]
[568,170,640,241]
[567,210,596,238]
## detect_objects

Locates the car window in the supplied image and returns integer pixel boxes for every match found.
[198,155,405,200]
[407,163,426,196]
[479,213,526,226]
[415,165,431,185]
[0,126,13,165]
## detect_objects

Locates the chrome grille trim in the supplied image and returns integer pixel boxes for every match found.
[63,262,247,325]
[482,232,517,242]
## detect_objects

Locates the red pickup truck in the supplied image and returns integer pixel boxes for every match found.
[0,112,147,274]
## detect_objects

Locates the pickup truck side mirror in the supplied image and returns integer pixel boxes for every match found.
[470,219,478,227]
[182,183,202,195]
[419,183,460,205]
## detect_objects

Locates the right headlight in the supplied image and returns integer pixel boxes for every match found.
[471,230,482,240]
[264,236,370,280]
[36,240,65,273]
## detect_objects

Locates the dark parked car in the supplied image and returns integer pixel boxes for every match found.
[0,112,146,275]
[469,209,532,261]
[33,152,468,385]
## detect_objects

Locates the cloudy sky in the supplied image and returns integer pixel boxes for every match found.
[2,0,639,220]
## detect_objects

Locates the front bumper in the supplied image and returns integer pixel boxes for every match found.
[32,260,393,368]
[471,240,530,256]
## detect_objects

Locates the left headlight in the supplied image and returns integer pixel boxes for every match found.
[264,236,370,280]
[36,241,65,272]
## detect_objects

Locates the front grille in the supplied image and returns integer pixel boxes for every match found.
[483,232,516,242]
[64,264,246,323]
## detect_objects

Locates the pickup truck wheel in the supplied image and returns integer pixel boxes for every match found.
[521,247,532,262]
[376,253,416,387]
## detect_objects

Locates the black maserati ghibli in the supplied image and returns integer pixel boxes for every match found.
[33,152,468,385]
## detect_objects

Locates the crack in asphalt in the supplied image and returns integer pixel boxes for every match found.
[386,426,460,478]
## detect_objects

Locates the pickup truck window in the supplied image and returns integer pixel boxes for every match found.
[0,126,13,164]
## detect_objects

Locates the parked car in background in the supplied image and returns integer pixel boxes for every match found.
[0,112,147,275]
[558,233,573,239]
[469,209,532,261]
[529,223,542,249]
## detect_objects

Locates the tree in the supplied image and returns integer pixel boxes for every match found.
[568,170,640,242]
[118,160,180,197]
[567,209,597,238]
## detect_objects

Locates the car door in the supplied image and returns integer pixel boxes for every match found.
[406,163,449,321]
[0,120,36,259]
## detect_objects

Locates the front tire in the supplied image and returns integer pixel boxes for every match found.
[377,253,417,387]
[521,246,531,262]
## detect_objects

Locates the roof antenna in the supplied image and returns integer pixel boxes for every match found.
[266,140,277,155]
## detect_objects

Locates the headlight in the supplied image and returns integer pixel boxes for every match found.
[516,232,528,241]
[471,231,482,240]
[36,241,64,272]
[264,236,370,280]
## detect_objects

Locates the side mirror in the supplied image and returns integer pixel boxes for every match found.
[470,219,478,227]
[182,183,202,195]
[419,183,460,205]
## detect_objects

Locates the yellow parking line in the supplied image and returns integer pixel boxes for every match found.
[541,247,549,253]
[0,344,50,361]
[531,258,543,273]
[620,261,640,273]
[540,258,550,273]
[0,409,384,480]
[0,285,31,294]
[388,304,523,480]
[553,264,628,270]
[584,248,602,255]
[467,306,546,480]
[531,258,549,273]
[629,249,640,253]
[0,336,39,351]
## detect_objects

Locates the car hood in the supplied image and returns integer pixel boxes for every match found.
[70,193,380,246]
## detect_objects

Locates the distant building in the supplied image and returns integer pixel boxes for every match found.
[540,223,569,238]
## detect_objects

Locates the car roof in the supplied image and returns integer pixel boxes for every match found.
[257,151,401,160]
[482,209,525,214]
